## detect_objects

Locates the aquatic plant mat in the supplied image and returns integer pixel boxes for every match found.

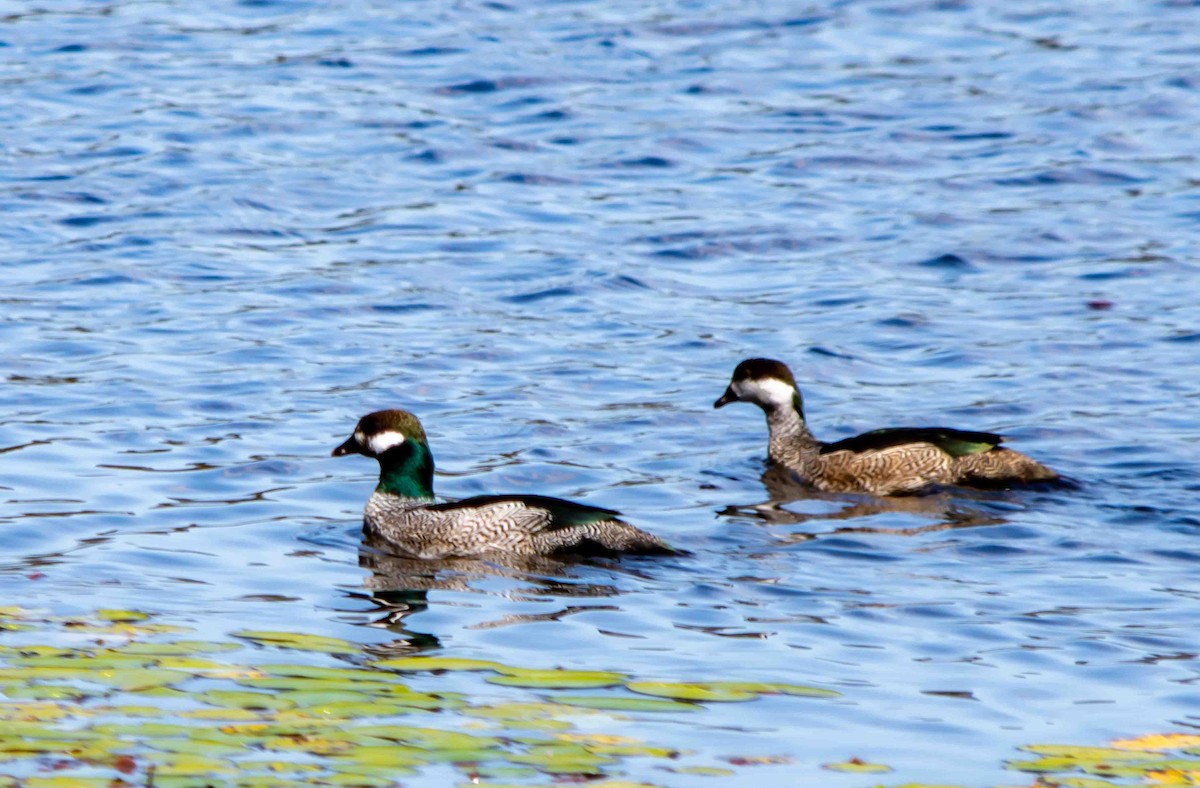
[0,607,1193,787]
[0,607,833,786]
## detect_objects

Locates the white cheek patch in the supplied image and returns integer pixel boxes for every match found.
[740,377,797,407]
[367,431,407,454]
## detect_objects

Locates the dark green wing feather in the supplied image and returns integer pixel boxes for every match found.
[428,495,620,528]
[820,427,1002,458]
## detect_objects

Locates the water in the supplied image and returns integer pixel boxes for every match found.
[3,0,1200,784]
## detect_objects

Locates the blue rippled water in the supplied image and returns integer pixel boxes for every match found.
[4,0,1200,784]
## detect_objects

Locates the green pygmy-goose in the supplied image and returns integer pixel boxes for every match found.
[333,409,678,558]
[714,358,1059,495]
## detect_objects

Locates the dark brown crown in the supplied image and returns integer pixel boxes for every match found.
[730,358,797,387]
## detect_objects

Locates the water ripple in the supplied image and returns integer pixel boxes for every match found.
[3,0,1200,783]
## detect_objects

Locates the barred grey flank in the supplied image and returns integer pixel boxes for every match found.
[363,493,671,559]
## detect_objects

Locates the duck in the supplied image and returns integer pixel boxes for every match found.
[714,358,1059,495]
[332,409,678,558]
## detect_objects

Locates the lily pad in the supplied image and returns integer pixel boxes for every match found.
[462,701,586,719]
[280,699,440,719]
[198,690,297,711]
[260,733,357,756]
[371,656,506,672]
[92,722,198,737]
[508,743,612,775]
[96,609,150,622]
[0,702,74,721]
[349,724,501,751]
[155,656,249,673]
[0,666,89,682]
[1020,745,1161,762]
[180,708,266,721]
[63,622,192,636]
[237,778,321,788]
[87,668,187,691]
[9,653,153,670]
[1,685,91,701]
[555,695,701,713]
[1081,759,1200,778]
[459,703,574,730]
[823,758,892,773]
[0,721,101,740]
[625,681,758,702]
[149,752,240,777]
[319,772,402,787]
[90,704,162,717]
[273,690,383,707]
[586,742,681,758]
[332,744,429,768]
[119,641,242,656]
[23,780,127,788]
[261,664,399,682]
[236,676,379,692]
[142,737,249,757]
[486,668,625,690]
[0,737,93,754]
[231,630,357,654]
[324,764,420,784]
[465,764,540,779]
[238,760,326,774]
[416,746,509,763]
[1007,756,1098,773]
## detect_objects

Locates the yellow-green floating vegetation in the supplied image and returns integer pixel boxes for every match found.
[869,730,1200,788]
[0,607,835,786]
[24,608,1193,787]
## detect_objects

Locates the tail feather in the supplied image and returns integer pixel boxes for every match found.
[561,520,688,558]
[954,447,1058,485]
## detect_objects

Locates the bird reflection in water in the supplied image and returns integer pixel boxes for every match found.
[720,466,1013,543]
[352,532,659,653]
